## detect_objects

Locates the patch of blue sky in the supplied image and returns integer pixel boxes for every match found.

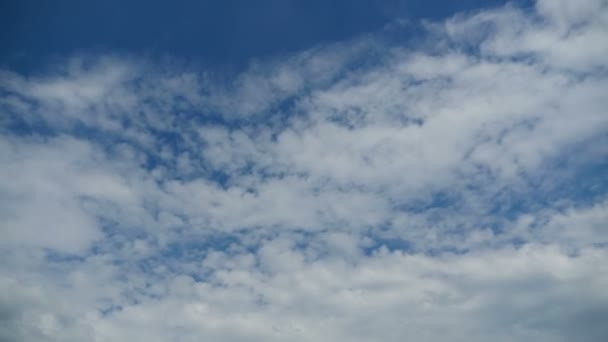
[361,237,414,256]
[491,136,608,216]
[0,0,522,73]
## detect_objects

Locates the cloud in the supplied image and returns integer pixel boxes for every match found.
[1,0,607,341]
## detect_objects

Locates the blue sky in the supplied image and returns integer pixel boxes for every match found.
[1,1,607,341]
[1,0,514,72]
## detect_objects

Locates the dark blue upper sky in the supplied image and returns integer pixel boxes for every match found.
[1,0,518,73]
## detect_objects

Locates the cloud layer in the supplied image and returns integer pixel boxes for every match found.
[1,0,608,341]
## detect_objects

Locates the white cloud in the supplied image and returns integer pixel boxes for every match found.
[1,0,607,341]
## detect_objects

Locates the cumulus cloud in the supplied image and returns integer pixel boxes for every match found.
[1,0,607,341]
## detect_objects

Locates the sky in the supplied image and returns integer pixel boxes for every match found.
[0,0,607,341]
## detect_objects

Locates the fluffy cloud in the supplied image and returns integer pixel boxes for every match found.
[1,0,607,341]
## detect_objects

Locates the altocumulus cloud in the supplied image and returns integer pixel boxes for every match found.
[1,0,608,341]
